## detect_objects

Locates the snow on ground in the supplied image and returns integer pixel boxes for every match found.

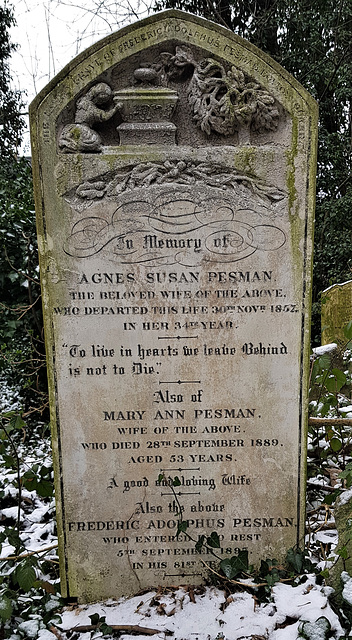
[0,434,56,560]
[56,578,344,640]
[0,376,22,413]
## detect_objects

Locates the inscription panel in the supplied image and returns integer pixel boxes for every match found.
[30,11,317,602]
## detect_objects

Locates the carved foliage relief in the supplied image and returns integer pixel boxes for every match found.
[58,45,282,152]
[163,47,279,138]
[63,161,288,265]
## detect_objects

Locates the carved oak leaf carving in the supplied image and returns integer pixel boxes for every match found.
[251,91,280,132]
[188,59,279,138]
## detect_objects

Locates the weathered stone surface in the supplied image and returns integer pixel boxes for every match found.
[30,10,318,602]
[321,281,352,345]
[329,489,352,607]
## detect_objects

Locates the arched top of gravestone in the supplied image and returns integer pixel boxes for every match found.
[30,10,317,155]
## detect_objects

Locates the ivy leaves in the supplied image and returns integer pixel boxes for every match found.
[220,550,249,579]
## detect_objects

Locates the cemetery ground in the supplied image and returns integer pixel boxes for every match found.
[1,340,352,640]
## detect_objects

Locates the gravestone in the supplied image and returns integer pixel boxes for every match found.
[321,281,352,345]
[30,10,318,602]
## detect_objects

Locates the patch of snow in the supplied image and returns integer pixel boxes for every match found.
[272,577,343,633]
[313,531,338,544]
[37,632,58,640]
[0,376,22,412]
[323,280,352,293]
[337,487,352,506]
[312,344,337,355]
[44,596,62,613]
[27,505,51,524]
[341,572,352,605]
[338,405,352,414]
[1,506,23,520]
[298,617,331,640]
[17,619,40,638]
[0,543,16,559]
[271,619,300,640]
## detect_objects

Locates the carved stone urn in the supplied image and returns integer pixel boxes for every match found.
[114,87,179,145]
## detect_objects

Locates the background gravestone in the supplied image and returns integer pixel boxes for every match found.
[30,10,318,602]
[321,281,352,346]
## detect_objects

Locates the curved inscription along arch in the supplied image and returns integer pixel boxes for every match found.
[30,11,318,603]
